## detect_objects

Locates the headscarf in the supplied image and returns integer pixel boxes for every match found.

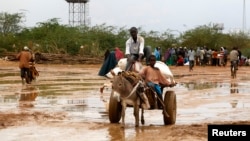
[220,47,224,51]
[115,47,124,61]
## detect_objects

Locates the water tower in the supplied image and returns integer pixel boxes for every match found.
[243,0,246,32]
[65,0,90,26]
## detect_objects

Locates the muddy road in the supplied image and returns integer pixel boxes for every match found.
[0,60,250,141]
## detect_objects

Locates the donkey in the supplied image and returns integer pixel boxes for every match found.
[111,73,149,127]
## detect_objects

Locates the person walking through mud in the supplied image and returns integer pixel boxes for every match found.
[16,46,34,84]
[125,27,150,70]
[187,47,196,71]
[139,55,172,108]
[229,47,239,70]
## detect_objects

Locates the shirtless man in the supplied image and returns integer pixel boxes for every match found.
[139,55,171,98]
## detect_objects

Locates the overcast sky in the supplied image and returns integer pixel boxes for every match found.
[0,0,249,33]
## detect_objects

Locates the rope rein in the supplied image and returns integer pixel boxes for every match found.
[125,80,143,99]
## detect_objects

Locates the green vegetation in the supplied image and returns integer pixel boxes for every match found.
[0,12,250,57]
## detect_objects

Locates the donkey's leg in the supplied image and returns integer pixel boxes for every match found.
[134,104,140,127]
[141,108,145,125]
[121,102,127,128]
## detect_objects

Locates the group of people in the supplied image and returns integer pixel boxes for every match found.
[163,47,188,66]
[162,46,243,71]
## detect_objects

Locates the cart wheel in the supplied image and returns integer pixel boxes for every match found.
[108,90,122,123]
[163,90,176,125]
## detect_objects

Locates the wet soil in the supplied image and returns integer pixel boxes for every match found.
[0,60,250,141]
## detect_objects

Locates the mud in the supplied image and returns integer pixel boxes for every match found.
[0,60,250,141]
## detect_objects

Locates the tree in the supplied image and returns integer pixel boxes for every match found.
[0,12,24,36]
[1,13,250,59]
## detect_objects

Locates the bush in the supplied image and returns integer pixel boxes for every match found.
[0,48,7,55]
[241,48,250,58]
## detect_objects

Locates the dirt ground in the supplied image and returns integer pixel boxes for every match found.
[0,59,250,141]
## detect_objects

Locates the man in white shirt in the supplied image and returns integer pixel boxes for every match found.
[199,47,205,66]
[125,27,145,71]
[187,47,196,71]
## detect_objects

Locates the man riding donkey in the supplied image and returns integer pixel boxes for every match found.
[122,27,147,109]
[125,27,151,71]
[16,46,38,84]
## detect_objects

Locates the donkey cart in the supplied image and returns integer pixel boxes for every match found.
[108,84,177,126]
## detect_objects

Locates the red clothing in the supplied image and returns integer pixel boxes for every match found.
[212,51,218,58]
[177,57,184,66]
[115,47,124,61]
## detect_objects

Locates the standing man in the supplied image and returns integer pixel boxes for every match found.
[199,47,205,66]
[229,47,239,70]
[187,47,196,71]
[195,47,201,66]
[237,47,242,66]
[16,46,33,84]
[219,47,225,66]
[125,27,145,71]
[223,47,228,66]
